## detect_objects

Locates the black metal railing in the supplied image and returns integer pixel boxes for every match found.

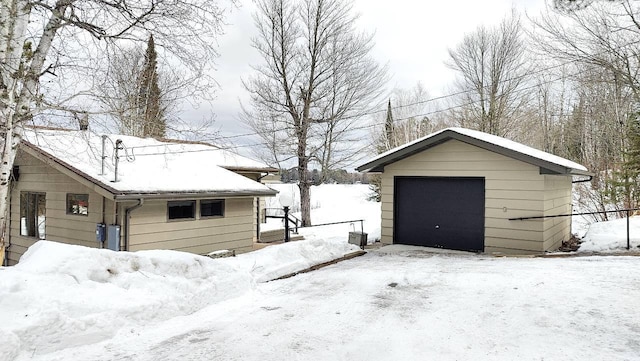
[509,208,640,250]
[299,219,365,234]
[264,207,364,243]
[264,208,300,234]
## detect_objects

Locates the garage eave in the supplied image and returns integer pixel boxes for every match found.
[356,128,591,176]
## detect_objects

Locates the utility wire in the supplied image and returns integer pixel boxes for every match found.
[116,37,640,158]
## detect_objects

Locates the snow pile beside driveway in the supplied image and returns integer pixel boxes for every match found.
[0,241,252,358]
[578,216,640,252]
[0,239,359,359]
[229,237,361,282]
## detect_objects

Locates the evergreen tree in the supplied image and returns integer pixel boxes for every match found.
[606,109,640,211]
[137,35,165,138]
[383,99,395,151]
[369,98,396,202]
[624,110,640,175]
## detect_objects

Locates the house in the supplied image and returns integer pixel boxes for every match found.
[4,127,277,266]
[356,127,592,254]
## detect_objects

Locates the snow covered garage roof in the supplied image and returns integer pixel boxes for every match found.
[357,127,592,176]
[20,128,278,199]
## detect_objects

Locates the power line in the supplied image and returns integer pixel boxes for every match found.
[115,37,640,159]
[118,64,622,159]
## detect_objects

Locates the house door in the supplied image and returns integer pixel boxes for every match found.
[393,176,485,252]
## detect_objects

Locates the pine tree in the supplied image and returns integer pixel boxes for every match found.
[370,99,396,201]
[384,99,395,150]
[606,108,640,210]
[624,110,640,175]
[137,35,165,138]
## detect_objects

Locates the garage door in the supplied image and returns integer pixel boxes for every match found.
[394,177,485,252]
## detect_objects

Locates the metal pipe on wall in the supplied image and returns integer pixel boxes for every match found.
[124,199,144,251]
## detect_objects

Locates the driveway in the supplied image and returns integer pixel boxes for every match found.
[37,247,640,361]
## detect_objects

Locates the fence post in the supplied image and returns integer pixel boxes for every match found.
[284,206,290,243]
[627,209,631,250]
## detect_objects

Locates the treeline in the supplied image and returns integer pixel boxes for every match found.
[279,168,371,185]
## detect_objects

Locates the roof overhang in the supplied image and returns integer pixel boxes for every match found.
[222,166,279,174]
[113,188,278,201]
[356,129,593,177]
[19,141,279,200]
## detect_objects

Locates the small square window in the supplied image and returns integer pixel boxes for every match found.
[201,199,225,218]
[67,194,89,216]
[168,200,196,220]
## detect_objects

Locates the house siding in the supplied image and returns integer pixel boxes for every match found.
[7,151,262,265]
[381,139,566,254]
[8,151,113,265]
[127,198,255,255]
[542,175,572,251]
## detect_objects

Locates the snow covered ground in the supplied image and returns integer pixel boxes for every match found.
[265,184,381,243]
[1,184,640,360]
[0,239,361,360]
[578,216,640,252]
[2,243,639,361]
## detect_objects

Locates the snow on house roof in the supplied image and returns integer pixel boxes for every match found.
[20,128,277,197]
[357,127,591,176]
[153,137,278,173]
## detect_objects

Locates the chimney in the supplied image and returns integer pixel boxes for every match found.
[78,112,89,130]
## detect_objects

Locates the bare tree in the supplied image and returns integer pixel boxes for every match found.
[242,0,387,226]
[371,83,445,153]
[531,0,640,213]
[532,1,640,100]
[553,0,620,12]
[446,13,530,137]
[0,0,229,261]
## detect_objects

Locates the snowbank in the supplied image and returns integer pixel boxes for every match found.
[578,216,640,252]
[0,241,252,357]
[0,239,359,359]
[229,237,361,282]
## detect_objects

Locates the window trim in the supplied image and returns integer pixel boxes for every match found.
[66,193,89,216]
[200,199,225,219]
[167,200,196,221]
[20,191,46,239]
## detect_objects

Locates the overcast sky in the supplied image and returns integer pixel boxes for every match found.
[189,0,549,156]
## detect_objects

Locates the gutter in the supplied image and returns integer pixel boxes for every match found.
[572,175,593,184]
[114,190,277,201]
[124,199,144,251]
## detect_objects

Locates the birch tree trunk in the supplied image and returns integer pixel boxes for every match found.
[0,0,32,261]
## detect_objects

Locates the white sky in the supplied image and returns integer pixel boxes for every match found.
[189,0,549,152]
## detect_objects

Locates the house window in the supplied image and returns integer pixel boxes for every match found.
[168,200,196,220]
[67,194,89,216]
[201,199,225,218]
[20,192,46,239]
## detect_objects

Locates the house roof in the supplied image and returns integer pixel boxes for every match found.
[356,127,592,176]
[153,137,278,174]
[20,128,278,199]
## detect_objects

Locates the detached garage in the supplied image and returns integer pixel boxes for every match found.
[357,127,592,255]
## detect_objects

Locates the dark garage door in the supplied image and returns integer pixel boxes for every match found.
[394,177,485,252]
